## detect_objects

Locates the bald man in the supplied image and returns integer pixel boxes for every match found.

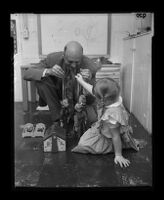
[24,41,100,131]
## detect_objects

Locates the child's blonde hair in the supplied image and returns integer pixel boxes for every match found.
[93,78,120,105]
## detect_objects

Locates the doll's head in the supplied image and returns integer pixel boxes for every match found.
[75,103,83,112]
[78,95,86,105]
[61,98,69,108]
[92,78,120,106]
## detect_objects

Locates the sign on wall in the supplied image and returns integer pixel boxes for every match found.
[39,14,108,55]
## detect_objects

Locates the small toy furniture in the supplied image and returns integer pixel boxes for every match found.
[22,123,46,138]
[22,123,35,138]
[33,123,46,137]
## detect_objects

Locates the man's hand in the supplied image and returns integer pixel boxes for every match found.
[80,69,92,80]
[114,155,130,168]
[46,65,65,78]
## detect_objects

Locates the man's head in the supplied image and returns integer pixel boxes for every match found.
[64,41,83,68]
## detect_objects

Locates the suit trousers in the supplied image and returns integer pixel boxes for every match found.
[35,76,62,122]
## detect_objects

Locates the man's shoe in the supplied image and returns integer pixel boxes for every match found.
[36,105,49,111]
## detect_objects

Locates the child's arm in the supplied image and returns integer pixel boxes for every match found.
[110,126,130,167]
[75,73,93,95]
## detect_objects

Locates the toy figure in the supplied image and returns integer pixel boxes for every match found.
[60,98,73,128]
[74,95,87,139]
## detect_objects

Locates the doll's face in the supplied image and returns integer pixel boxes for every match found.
[75,103,83,112]
[79,95,86,105]
[61,99,69,107]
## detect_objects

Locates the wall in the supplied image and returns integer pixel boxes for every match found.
[122,32,152,134]
[40,14,108,55]
[121,38,134,110]
[131,34,152,133]
[20,14,39,64]
[12,14,39,102]
[109,13,152,135]
[11,14,22,102]
[109,13,136,63]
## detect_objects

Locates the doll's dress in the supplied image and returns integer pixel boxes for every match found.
[71,96,139,154]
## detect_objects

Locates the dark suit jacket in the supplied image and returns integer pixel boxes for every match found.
[23,52,100,85]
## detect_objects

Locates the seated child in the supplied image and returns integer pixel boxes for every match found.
[72,74,139,168]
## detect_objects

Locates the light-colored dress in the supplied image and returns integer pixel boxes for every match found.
[71,96,139,154]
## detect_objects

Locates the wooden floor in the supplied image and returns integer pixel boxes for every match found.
[14,102,152,189]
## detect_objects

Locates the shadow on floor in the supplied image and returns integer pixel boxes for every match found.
[14,102,152,188]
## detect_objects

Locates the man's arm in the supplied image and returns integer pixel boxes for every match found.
[23,52,64,81]
[23,57,50,81]
[82,56,101,85]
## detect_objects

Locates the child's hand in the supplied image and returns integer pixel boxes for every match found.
[114,155,130,168]
[80,69,92,79]
[75,73,84,83]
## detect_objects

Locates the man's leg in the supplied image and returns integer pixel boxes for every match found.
[38,96,47,107]
[35,79,62,123]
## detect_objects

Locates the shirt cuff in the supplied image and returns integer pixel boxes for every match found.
[42,69,48,77]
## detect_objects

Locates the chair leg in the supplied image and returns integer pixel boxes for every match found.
[30,81,37,103]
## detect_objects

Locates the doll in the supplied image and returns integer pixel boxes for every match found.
[73,95,87,139]
[60,98,73,128]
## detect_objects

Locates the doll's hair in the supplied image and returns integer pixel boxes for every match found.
[92,78,120,105]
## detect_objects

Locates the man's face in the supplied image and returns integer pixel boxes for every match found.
[64,53,82,69]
